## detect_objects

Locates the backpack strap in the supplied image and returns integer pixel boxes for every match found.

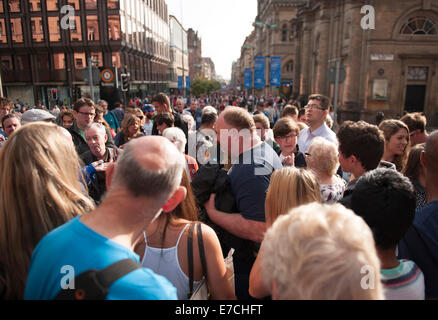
[96,258,143,289]
[187,223,195,298]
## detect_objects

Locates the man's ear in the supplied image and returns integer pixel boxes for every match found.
[105,162,116,189]
[162,186,187,213]
[104,134,108,143]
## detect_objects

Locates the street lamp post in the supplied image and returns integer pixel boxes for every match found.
[88,58,100,102]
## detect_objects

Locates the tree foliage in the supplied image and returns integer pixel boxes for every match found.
[191,78,221,96]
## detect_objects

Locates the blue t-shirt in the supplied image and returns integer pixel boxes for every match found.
[104,111,120,131]
[228,142,282,223]
[398,201,438,299]
[25,217,177,300]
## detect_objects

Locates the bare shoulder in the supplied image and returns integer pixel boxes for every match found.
[196,223,220,245]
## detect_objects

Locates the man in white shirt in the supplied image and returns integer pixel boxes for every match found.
[297,94,338,153]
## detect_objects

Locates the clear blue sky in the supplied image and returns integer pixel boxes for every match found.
[166,0,257,81]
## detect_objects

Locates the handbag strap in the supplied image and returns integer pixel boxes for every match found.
[187,222,208,299]
[187,223,195,299]
[197,223,208,277]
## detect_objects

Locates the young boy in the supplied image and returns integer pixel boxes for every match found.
[351,168,425,300]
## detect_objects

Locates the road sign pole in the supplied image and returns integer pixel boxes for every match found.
[88,58,94,102]
[334,58,340,131]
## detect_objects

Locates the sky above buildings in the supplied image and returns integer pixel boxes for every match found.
[166,0,257,81]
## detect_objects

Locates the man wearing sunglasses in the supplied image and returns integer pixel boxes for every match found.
[297,94,338,154]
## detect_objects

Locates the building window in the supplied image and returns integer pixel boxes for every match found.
[283,60,293,73]
[70,16,82,41]
[85,0,97,10]
[108,0,119,10]
[67,0,80,10]
[46,0,59,11]
[11,18,23,43]
[37,54,49,70]
[1,56,12,71]
[53,53,65,70]
[48,17,61,42]
[108,16,121,40]
[90,52,103,66]
[0,19,7,43]
[112,52,121,68]
[401,17,437,35]
[31,17,44,42]
[29,0,41,11]
[281,24,287,42]
[87,16,99,41]
[9,0,20,12]
[407,67,429,81]
[74,53,86,69]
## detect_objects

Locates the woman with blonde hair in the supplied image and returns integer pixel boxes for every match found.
[0,122,94,299]
[306,136,346,203]
[249,167,321,298]
[114,113,144,148]
[379,119,410,172]
[135,170,235,300]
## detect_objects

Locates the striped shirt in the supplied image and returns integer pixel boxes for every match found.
[381,259,425,300]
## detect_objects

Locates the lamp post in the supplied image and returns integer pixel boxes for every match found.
[242,44,257,97]
[88,58,100,102]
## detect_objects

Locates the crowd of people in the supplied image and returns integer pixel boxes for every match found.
[0,92,436,300]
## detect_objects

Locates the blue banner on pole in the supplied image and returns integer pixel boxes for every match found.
[178,76,183,90]
[270,56,281,87]
[186,76,190,90]
[244,68,252,89]
[254,56,265,89]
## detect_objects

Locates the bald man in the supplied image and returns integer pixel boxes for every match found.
[25,136,187,300]
[398,130,438,299]
[204,107,282,300]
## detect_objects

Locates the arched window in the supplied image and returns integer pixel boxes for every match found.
[400,17,437,35]
[282,24,287,42]
[283,60,293,73]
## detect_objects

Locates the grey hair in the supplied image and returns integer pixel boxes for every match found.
[112,141,185,202]
[202,106,217,115]
[162,127,187,153]
[85,122,106,137]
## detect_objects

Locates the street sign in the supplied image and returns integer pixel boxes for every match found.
[101,69,114,83]
[82,67,100,84]
[327,67,346,84]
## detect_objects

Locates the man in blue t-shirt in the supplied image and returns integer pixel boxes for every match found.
[25,136,188,300]
[398,130,438,299]
[204,107,282,300]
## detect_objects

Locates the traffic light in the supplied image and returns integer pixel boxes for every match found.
[121,73,129,92]
[48,88,57,100]
[75,87,81,99]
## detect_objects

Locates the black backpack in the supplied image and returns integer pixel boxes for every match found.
[54,259,142,300]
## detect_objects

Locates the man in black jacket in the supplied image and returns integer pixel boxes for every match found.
[68,98,114,155]
[151,93,188,141]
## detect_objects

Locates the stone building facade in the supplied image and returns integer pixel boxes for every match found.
[292,0,438,126]
[187,28,203,80]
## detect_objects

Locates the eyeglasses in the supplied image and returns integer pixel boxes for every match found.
[277,134,297,141]
[304,152,311,157]
[78,111,96,117]
[305,104,325,111]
